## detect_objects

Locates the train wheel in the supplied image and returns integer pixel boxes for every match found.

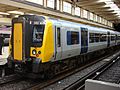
[44,66,55,79]
[54,65,60,75]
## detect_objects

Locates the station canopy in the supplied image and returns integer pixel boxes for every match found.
[0,0,119,26]
[69,0,120,23]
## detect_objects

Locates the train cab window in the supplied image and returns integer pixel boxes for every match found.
[57,27,61,47]
[32,25,45,46]
[67,31,79,45]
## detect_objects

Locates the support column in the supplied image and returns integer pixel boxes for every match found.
[87,11,90,20]
[93,14,96,22]
[54,0,57,10]
[43,0,47,8]
[59,0,63,12]
[71,5,75,15]
[80,8,84,18]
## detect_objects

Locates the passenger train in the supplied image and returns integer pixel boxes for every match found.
[7,15,120,78]
[0,27,11,46]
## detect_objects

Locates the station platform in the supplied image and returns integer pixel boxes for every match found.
[0,47,9,65]
[85,79,120,90]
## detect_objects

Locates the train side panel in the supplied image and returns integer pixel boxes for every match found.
[42,20,54,63]
[88,27,107,53]
[61,25,80,60]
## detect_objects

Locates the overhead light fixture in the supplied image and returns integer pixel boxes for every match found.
[105,1,114,5]
[26,13,35,15]
[101,0,120,17]
[113,9,120,14]
[14,15,19,18]
[0,12,10,15]
[101,2,120,20]
[8,11,24,15]
[98,0,112,2]
[117,15,120,19]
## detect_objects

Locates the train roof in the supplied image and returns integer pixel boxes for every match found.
[17,15,120,35]
[48,16,120,34]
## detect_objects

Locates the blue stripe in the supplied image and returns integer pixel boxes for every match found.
[77,32,79,44]
[67,31,71,45]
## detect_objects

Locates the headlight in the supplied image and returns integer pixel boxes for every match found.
[32,49,36,55]
[38,51,41,54]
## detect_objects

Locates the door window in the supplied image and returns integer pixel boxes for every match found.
[57,27,61,47]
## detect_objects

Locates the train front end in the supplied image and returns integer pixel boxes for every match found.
[7,15,54,78]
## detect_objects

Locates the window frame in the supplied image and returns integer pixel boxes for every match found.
[67,31,79,45]
[57,27,61,47]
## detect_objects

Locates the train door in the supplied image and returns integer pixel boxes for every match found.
[55,26,62,60]
[107,31,110,47]
[115,34,117,45]
[13,23,23,60]
[81,27,88,54]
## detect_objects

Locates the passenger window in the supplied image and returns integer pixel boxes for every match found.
[89,33,94,43]
[67,31,79,45]
[111,34,115,41]
[57,27,61,47]
[117,35,120,40]
[119,36,120,40]
[90,33,103,43]
[100,34,107,42]
[94,33,100,42]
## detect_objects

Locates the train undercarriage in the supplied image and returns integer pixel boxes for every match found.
[7,45,120,79]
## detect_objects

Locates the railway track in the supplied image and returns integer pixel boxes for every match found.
[0,74,21,86]
[35,51,120,90]
[0,76,41,90]
[0,51,119,90]
[0,58,104,90]
[95,56,120,84]
[62,52,120,90]
[0,59,103,90]
[23,51,120,90]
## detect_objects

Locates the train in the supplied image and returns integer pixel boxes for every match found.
[0,26,11,46]
[7,15,120,78]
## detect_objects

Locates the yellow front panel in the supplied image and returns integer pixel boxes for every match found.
[30,20,54,63]
[14,23,22,60]
[30,47,42,58]
[42,20,54,62]
[9,37,12,54]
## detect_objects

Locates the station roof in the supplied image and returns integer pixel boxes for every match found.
[67,0,120,23]
[0,0,119,28]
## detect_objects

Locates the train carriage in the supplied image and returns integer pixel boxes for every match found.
[7,15,120,78]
